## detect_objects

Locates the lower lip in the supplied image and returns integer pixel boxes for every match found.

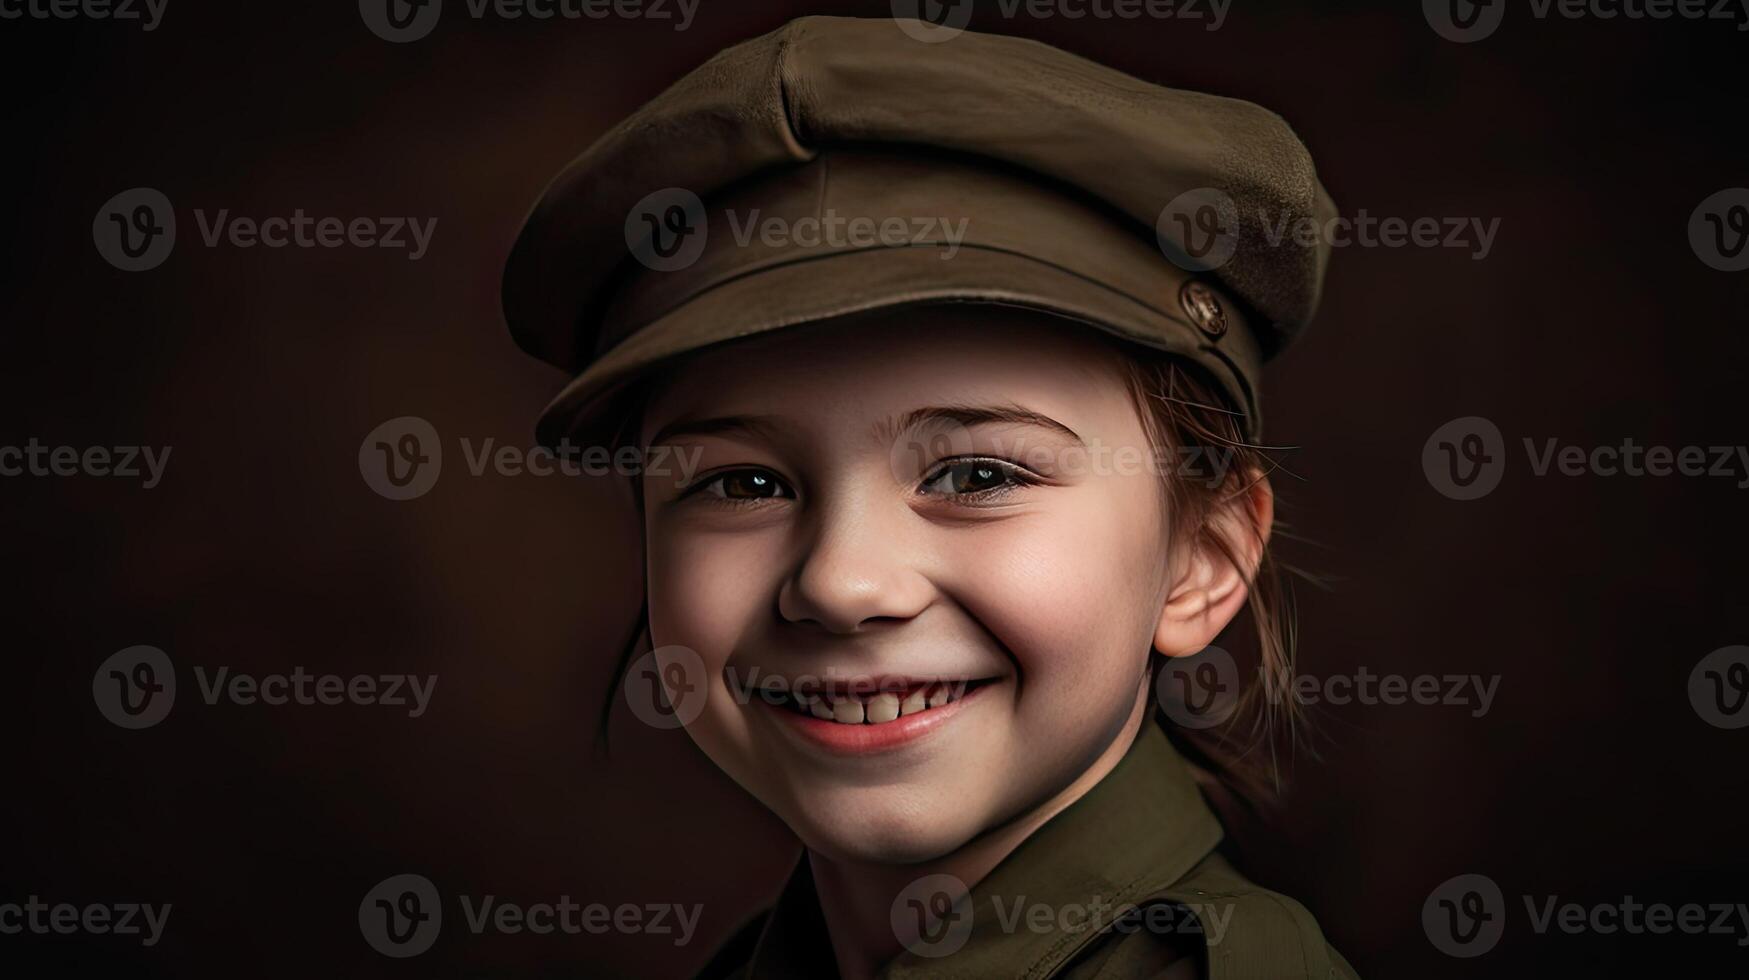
[763,683,993,755]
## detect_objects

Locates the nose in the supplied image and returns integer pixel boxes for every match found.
[776,489,936,634]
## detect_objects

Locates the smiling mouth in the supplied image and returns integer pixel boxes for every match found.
[761,679,995,726]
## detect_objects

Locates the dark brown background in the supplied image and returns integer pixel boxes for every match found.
[3,0,1746,976]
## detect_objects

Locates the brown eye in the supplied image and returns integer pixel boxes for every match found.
[920,458,1022,497]
[704,469,792,500]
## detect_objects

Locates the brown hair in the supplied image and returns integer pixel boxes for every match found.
[1118,353,1305,816]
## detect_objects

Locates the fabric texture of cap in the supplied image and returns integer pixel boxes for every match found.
[502,15,1337,447]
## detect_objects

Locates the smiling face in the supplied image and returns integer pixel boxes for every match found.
[637,307,1188,865]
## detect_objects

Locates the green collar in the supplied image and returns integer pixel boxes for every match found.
[744,723,1225,979]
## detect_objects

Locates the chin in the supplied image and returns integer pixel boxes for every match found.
[789,799,983,866]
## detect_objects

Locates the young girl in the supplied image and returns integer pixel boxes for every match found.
[502,15,1353,979]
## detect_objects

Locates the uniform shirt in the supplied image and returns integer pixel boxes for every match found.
[696,723,1360,979]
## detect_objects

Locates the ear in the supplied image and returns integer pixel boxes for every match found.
[1154,474,1274,658]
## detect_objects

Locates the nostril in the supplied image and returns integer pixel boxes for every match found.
[776,560,937,633]
[776,576,920,635]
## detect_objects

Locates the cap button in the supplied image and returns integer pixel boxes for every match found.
[1179,281,1228,339]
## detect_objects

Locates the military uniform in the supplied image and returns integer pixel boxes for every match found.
[694,724,1357,980]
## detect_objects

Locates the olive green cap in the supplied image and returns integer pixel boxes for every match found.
[502,15,1337,446]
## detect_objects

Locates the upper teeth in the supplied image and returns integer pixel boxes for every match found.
[789,684,967,725]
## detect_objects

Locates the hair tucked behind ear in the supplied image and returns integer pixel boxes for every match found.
[1119,354,1307,817]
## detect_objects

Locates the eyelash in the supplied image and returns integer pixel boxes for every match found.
[918,456,1043,502]
[679,468,794,508]
[677,456,1042,506]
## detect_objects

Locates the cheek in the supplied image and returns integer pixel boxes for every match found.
[947,478,1167,712]
[643,521,788,764]
[645,521,783,654]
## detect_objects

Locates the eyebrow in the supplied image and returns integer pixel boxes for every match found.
[647,403,1085,448]
[646,414,786,447]
[886,404,1084,443]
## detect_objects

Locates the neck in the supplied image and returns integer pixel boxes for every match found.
[808,689,1152,980]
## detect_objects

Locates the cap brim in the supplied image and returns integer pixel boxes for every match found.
[534,243,1261,450]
